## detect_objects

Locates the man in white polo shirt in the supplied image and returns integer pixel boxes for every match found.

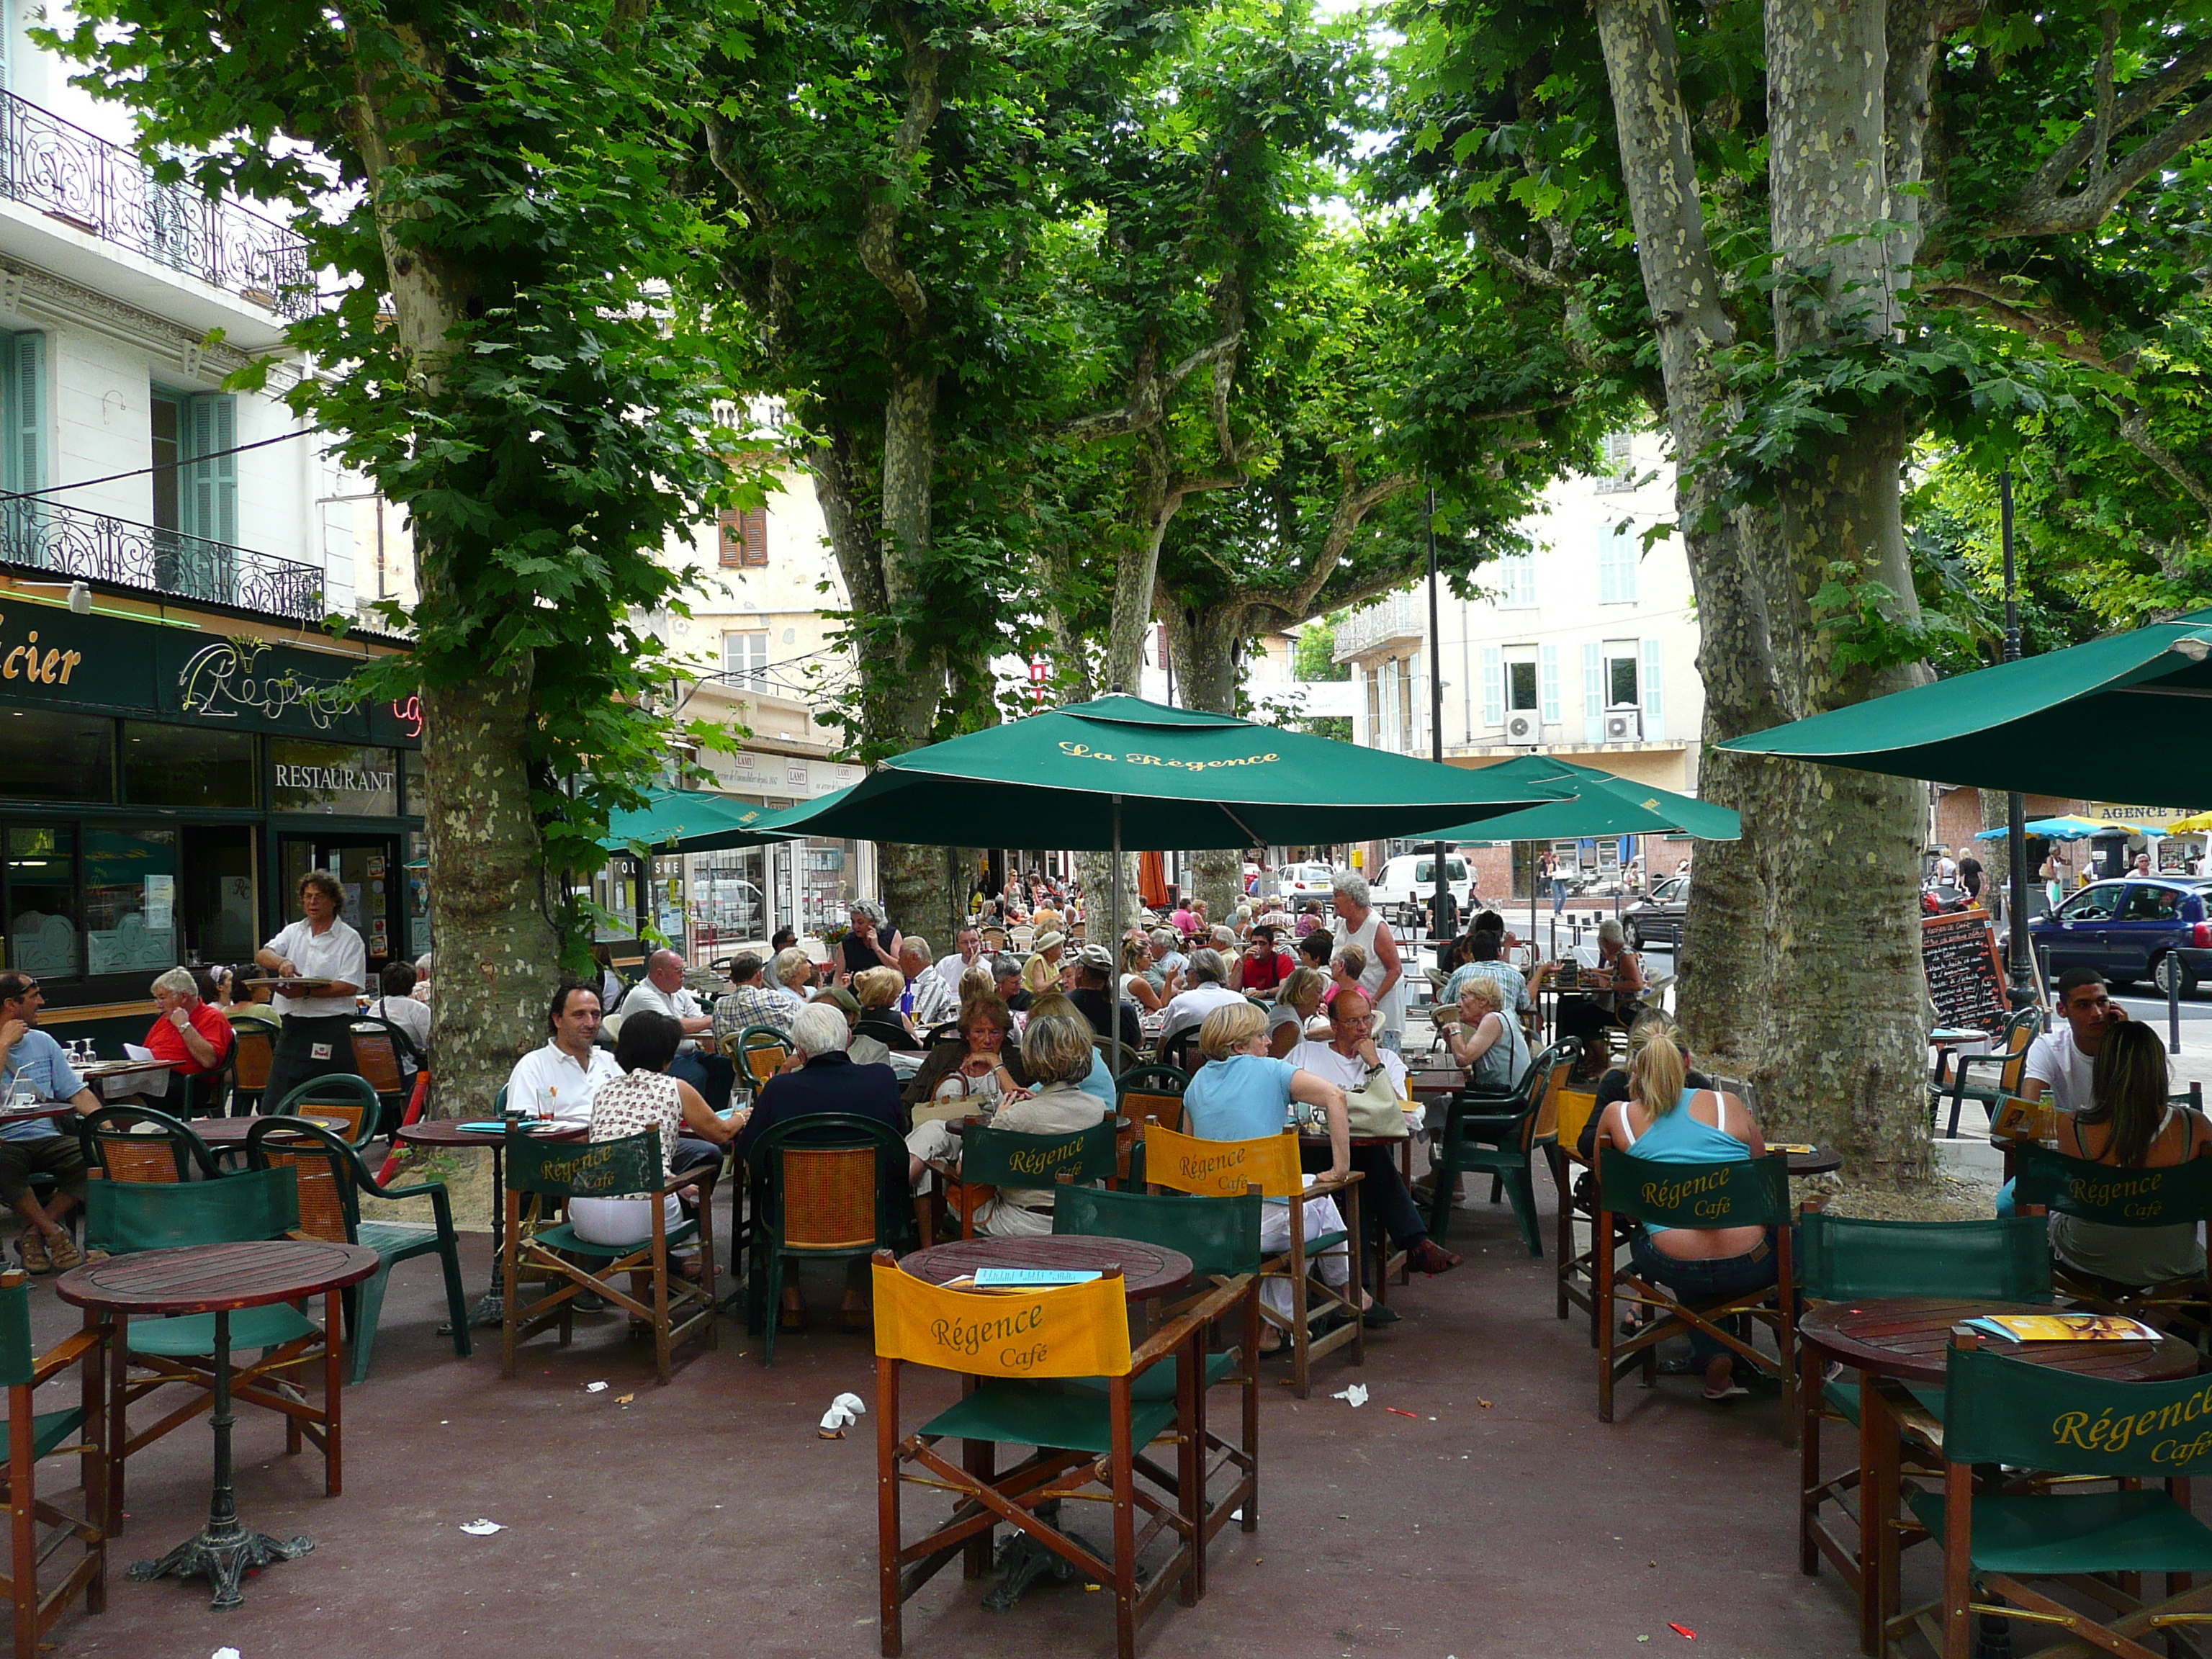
[503,983,621,1125]
[2023,967,2129,1116]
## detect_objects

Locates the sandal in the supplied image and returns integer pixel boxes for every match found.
[46,1233,81,1273]
[1407,1239,1462,1275]
[15,1233,49,1274]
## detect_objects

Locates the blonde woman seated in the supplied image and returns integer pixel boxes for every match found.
[570,1011,745,1282]
[848,966,910,1066]
[1267,966,1328,1058]
[1446,978,1531,1094]
[1183,1001,1370,1350]
[902,992,1022,1111]
[1121,937,1166,1013]
[1591,1028,1774,1402]
[1323,943,1366,1008]
[904,1002,1108,1236]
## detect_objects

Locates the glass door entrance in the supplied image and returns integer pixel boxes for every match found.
[279,835,403,976]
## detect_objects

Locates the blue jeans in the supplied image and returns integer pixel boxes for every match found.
[1628,1227,1794,1372]
[1552,878,1567,914]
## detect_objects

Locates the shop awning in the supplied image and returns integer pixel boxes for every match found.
[603,788,799,855]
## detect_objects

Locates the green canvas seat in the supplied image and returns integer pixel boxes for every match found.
[531,1216,700,1256]
[122,1305,320,1358]
[246,1116,473,1382]
[920,1383,1182,1457]
[0,1267,103,1658]
[2014,1141,2212,1337]
[1895,1341,2212,1658]
[1795,1210,2051,1621]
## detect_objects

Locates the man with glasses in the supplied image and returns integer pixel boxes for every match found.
[0,973,103,1272]
[2023,967,2130,1116]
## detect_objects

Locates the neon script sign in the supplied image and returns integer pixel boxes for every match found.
[179,638,359,729]
[1056,740,1280,773]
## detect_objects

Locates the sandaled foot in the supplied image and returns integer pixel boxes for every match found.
[45,1233,80,1272]
[779,1305,809,1332]
[16,1233,50,1274]
[1703,1359,1748,1402]
[1407,1239,1462,1275]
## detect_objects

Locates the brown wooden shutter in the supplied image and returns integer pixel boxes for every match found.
[739,508,768,567]
[717,508,745,568]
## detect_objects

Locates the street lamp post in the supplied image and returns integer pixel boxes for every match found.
[1427,487,1449,948]
[2000,469,2038,1007]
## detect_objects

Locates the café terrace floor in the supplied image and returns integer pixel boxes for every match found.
[27,1161,1928,1659]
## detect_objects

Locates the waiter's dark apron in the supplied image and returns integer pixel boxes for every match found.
[261,1013,357,1113]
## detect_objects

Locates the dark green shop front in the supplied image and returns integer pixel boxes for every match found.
[0,596,422,1017]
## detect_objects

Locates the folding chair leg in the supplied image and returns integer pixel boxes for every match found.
[763,1257,783,1369]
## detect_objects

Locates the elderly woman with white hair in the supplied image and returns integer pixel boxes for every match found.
[1445,977,1531,1093]
[904,999,1112,1236]
[141,966,233,1082]
[1330,871,1406,1051]
[1157,948,1245,1050]
[1552,916,1647,1066]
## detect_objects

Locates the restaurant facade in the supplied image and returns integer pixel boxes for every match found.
[0,580,421,1035]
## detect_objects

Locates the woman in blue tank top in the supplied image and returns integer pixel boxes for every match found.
[1593,1029,1779,1402]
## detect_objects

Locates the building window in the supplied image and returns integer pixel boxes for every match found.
[1596,430,1637,493]
[1604,642,1640,708]
[0,709,112,804]
[1496,553,1536,607]
[1504,654,1538,713]
[719,506,767,569]
[6,824,77,979]
[1364,666,1382,747]
[1599,521,1638,603]
[122,721,256,809]
[724,629,769,691]
[269,739,400,816]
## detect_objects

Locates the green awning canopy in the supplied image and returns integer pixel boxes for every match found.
[746,694,1558,851]
[1716,607,2212,807]
[1401,754,1742,844]
[603,788,792,855]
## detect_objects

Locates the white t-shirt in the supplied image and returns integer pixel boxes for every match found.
[262,918,368,1019]
[503,1040,624,1125]
[935,953,981,997]
[366,994,431,1064]
[1289,1038,1409,1098]
[1159,983,1244,1046]
[2026,1026,2097,1115]
[621,979,705,1051]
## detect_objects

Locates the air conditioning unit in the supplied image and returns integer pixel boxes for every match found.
[1503,711,1540,747]
[1604,707,1643,742]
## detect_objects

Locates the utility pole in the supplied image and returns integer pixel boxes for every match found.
[1427,487,1449,948]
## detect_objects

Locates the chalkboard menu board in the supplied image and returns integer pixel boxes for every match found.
[1923,908,2010,1034]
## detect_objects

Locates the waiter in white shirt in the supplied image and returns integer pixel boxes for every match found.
[254,869,368,1111]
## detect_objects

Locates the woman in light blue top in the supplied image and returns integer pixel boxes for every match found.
[1183,1002,1363,1349]
[1593,1028,1773,1402]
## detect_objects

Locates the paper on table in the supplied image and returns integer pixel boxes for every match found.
[123,1044,154,1062]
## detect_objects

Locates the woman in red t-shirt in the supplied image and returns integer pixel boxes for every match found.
[143,967,234,1075]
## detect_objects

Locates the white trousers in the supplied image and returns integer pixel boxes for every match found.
[1260,1187,1351,1321]
[567,1193,692,1256]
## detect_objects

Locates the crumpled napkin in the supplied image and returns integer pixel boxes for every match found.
[819,1391,868,1437]
[1331,1383,1370,1408]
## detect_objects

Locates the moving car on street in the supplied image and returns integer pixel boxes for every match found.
[1621,875,1689,951]
[2028,875,2212,997]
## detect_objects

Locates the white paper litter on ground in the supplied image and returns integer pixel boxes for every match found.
[819,1391,868,1434]
[584,1381,608,1393]
[1331,1384,1370,1408]
[213,1648,242,1659]
[458,1519,505,1536]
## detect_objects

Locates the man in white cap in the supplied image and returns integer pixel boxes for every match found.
[1068,945,1142,1052]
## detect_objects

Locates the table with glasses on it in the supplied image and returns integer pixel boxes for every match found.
[1799,1297,2200,1655]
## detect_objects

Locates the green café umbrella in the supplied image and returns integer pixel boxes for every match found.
[1403,754,1742,845]
[603,787,791,855]
[747,694,1557,852]
[1715,606,2212,808]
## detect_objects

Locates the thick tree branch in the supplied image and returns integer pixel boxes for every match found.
[2119,408,2212,527]
[2000,37,2212,235]
[856,17,942,337]
[1057,329,1244,446]
[1917,272,2122,369]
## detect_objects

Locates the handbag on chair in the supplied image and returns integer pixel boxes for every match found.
[1342,1066,1411,1138]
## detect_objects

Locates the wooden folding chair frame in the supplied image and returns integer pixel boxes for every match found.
[1,1272,104,1659]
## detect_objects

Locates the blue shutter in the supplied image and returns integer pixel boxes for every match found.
[1600,523,1638,604]
[1641,637,1665,742]
[1581,642,1604,743]
[1479,645,1502,727]
[1539,643,1560,724]
[184,393,237,547]
[1,333,42,562]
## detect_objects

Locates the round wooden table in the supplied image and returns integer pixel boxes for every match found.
[1784,1145,1843,1177]
[194,1114,350,1148]
[57,1241,379,1611]
[0,1102,79,1126]
[900,1234,1192,1303]
[396,1118,584,1328]
[1802,1297,2199,1653]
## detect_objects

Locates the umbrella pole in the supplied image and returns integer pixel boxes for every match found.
[1110,794,1125,1077]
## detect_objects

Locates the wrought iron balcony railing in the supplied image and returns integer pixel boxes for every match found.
[0,91,312,320]
[0,499,325,623]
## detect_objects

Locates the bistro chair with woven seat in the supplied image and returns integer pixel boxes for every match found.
[0,1267,104,1659]
[1143,1121,1362,1400]
[873,1254,1226,1659]
[929,1119,1119,1244]
[79,1166,347,1526]
[501,1125,716,1385]
[72,1105,220,1184]
[746,1114,914,1365]
[1593,1146,1797,1434]
[1115,1064,1187,1185]
[1933,1007,2041,1138]
[1424,1039,1579,1256]
[243,1117,470,1383]
[269,1074,383,1151]
[733,1025,791,1104]
[2013,1142,2212,1339]
[1894,1339,2212,1659]
[225,1023,275,1116]
[1794,1213,2051,1624]
[1157,1027,1203,1074]
[347,1018,423,1136]
[1054,1183,1262,1582]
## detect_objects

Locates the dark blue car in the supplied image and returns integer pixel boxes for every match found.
[2028,876,2212,996]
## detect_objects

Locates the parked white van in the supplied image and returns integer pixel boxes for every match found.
[1370,851,1476,925]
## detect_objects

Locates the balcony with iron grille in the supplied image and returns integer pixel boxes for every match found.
[0,498,328,625]
[1332,591,1424,662]
[0,89,313,338]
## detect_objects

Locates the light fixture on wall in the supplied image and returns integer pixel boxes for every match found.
[11,579,91,615]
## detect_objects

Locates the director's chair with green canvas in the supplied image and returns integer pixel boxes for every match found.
[1594,1146,1796,1436]
[1895,1339,2212,1659]
[1794,1213,2050,1643]
[873,1254,1230,1659]
[1053,1183,1262,1591]
[2015,1142,2212,1342]
[500,1125,716,1385]
[0,1267,103,1659]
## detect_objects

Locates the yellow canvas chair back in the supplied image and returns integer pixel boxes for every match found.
[871,1260,1132,1378]
[1142,1121,1303,1200]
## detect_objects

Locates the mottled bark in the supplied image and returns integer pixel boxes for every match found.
[1166,598,1251,919]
